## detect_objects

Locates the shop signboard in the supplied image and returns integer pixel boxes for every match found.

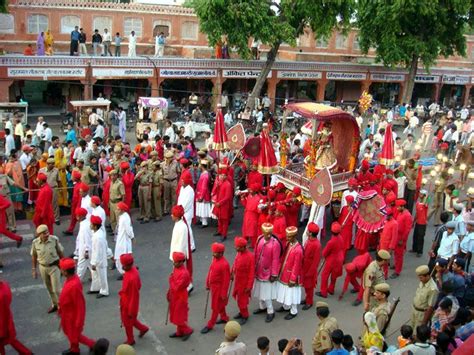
[159,69,217,78]
[222,70,272,78]
[326,72,367,80]
[8,68,86,78]
[277,71,322,79]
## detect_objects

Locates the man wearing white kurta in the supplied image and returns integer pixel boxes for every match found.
[80,190,92,220]
[170,205,193,291]
[90,196,106,233]
[177,179,196,251]
[89,215,109,298]
[74,208,93,281]
[114,202,134,277]
[128,31,137,57]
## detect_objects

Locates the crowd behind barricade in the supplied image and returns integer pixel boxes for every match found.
[0,99,473,355]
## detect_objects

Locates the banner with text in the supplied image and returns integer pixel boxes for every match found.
[442,75,470,85]
[414,75,440,83]
[8,68,86,78]
[222,70,272,78]
[93,68,153,78]
[160,69,217,78]
[326,72,367,81]
[370,73,405,82]
[277,71,322,79]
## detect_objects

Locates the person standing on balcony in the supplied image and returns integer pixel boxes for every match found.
[79,28,87,56]
[114,32,122,57]
[36,32,45,56]
[70,26,80,56]
[102,28,113,56]
[128,31,137,57]
[92,29,102,57]
[155,32,165,57]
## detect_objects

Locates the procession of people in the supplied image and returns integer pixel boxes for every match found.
[0,100,473,355]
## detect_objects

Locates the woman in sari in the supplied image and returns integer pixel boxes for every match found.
[361,312,385,352]
[44,30,54,56]
[36,32,45,56]
[26,157,39,204]
[54,147,69,207]
[5,150,26,211]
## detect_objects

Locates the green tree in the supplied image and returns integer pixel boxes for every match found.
[187,0,355,110]
[357,0,473,105]
[1,0,8,13]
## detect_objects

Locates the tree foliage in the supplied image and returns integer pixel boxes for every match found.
[1,0,8,14]
[357,0,472,103]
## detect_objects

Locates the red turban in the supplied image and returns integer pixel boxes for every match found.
[386,192,397,204]
[250,183,261,192]
[276,204,286,213]
[75,207,88,217]
[181,174,193,186]
[59,258,76,270]
[90,215,102,225]
[172,252,186,262]
[308,222,320,234]
[120,161,130,170]
[211,242,225,253]
[276,182,285,191]
[91,196,101,205]
[171,205,185,218]
[345,195,355,204]
[79,183,90,192]
[218,168,228,175]
[37,172,47,181]
[105,166,113,172]
[117,202,129,211]
[120,253,134,266]
[267,189,276,200]
[348,178,358,187]
[331,222,341,234]
[179,158,189,165]
[395,199,406,207]
[374,164,385,175]
[386,169,394,175]
[293,186,302,195]
[72,170,82,180]
[361,160,369,170]
[234,237,247,248]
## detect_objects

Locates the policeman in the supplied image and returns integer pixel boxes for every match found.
[363,249,390,311]
[161,150,180,215]
[411,265,438,328]
[151,160,163,222]
[371,283,391,333]
[31,224,64,313]
[108,170,125,231]
[135,161,152,223]
[312,301,338,355]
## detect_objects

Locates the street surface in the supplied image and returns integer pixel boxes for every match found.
[3,207,431,355]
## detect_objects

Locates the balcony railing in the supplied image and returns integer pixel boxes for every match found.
[11,0,195,15]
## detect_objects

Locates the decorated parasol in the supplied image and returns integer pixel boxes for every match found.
[352,190,386,233]
[379,124,394,166]
[257,123,279,174]
[212,106,228,151]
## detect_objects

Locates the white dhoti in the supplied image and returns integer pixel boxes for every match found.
[90,266,109,296]
[276,282,302,315]
[196,202,211,226]
[253,280,277,314]
[76,257,91,281]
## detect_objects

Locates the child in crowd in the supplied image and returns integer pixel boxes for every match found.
[278,339,289,354]
[257,336,270,355]
[397,325,413,349]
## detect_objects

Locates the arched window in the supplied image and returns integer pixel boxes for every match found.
[61,15,80,34]
[153,19,171,38]
[28,14,48,34]
[124,18,143,37]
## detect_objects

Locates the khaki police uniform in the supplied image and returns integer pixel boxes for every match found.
[31,235,64,306]
[372,301,391,333]
[137,164,153,222]
[312,316,338,354]
[73,165,97,186]
[411,278,438,328]
[109,179,125,230]
[39,166,60,222]
[0,173,16,229]
[151,162,163,221]
[161,158,179,214]
[363,261,385,308]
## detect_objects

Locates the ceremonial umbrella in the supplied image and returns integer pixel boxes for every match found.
[257,123,279,175]
[379,124,394,166]
[212,106,228,151]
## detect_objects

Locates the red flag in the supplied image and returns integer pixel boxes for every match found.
[212,108,228,151]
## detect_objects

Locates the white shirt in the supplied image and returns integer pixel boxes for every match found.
[114,212,134,259]
[91,205,106,232]
[102,32,111,42]
[165,126,176,143]
[42,127,52,142]
[177,185,195,226]
[460,232,474,253]
[460,108,469,120]
[437,231,460,259]
[128,34,136,47]
[89,113,99,126]
[183,121,195,139]
[5,135,15,156]
[91,229,108,268]
[396,176,407,199]
[170,219,189,260]
[256,111,263,123]
[386,110,393,123]
[80,195,93,219]
[75,219,92,258]
[409,115,419,128]
[35,121,44,138]
[224,112,233,126]
[94,125,105,139]
[262,96,271,108]
[19,152,31,170]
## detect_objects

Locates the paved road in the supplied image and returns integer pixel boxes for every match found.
[2,206,434,355]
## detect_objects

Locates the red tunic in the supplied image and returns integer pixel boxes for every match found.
[241,193,261,240]
[279,242,303,285]
[338,206,354,250]
[176,168,194,197]
[206,256,231,311]
[341,252,372,294]
[122,171,135,209]
[0,281,16,342]
[302,238,321,289]
[383,178,398,197]
[357,171,373,191]
[58,275,87,342]
[322,235,344,273]
[33,183,55,233]
[286,194,302,228]
[247,170,263,187]
[70,183,82,217]
[167,265,191,326]
[195,171,211,202]
[102,178,111,216]
[212,179,233,220]
[272,215,287,250]
[119,266,142,324]
[392,210,413,250]
[232,250,255,297]
[379,218,398,251]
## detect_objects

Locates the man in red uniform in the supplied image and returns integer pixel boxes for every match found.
[301,222,321,310]
[272,204,287,250]
[338,195,355,255]
[176,158,193,197]
[275,226,303,320]
[120,162,135,210]
[101,166,113,218]
[201,243,231,334]
[63,170,83,235]
[33,172,55,234]
[317,222,344,298]
[247,161,263,186]
[240,183,261,248]
[167,252,193,341]
[58,258,96,354]
[378,207,398,278]
[338,251,372,306]
[0,195,23,248]
[212,169,233,241]
[382,169,398,197]
[285,187,302,228]
[231,237,255,325]
[275,182,287,202]
[356,160,373,191]
[118,253,149,345]
[0,279,32,355]
[411,190,428,257]
[390,199,413,278]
